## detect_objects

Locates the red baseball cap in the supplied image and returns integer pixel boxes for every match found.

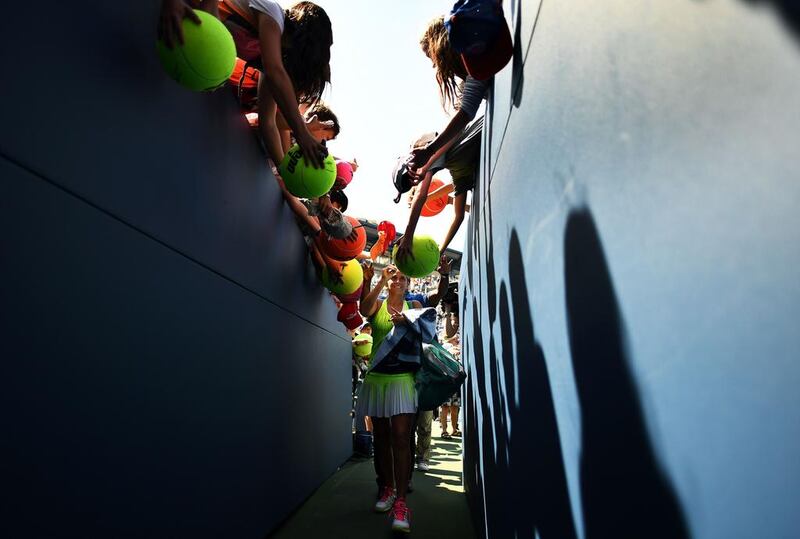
[460,16,513,81]
[337,302,363,331]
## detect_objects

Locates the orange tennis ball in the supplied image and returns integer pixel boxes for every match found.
[319,216,366,261]
[421,177,447,217]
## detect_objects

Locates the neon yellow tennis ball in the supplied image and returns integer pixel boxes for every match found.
[353,334,373,357]
[157,10,236,91]
[322,259,363,296]
[279,144,337,198]
[392,235,440,278]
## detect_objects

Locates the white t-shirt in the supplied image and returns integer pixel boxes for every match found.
[226,0,285,32]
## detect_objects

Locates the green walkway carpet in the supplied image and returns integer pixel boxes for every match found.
[270,422,476,538]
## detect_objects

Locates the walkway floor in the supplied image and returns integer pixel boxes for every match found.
[270,421,476,538]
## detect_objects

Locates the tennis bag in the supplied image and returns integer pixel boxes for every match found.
[416,340,466,411]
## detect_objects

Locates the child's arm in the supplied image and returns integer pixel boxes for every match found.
[411,136,458,183]
[396,171,434,261]
[409,110,471,174]
[425,256,452,309]
[256,13,327,168]
[439,192,468,254]
[360,262,374,303]
[275,174,321,233]
[426,182,454,204]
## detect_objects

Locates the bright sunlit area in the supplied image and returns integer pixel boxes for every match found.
[320,0,471,253]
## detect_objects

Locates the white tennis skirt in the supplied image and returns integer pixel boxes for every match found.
[356,371,418,418]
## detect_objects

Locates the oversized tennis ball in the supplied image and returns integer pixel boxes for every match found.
[392,235,440,278]
[156,10,236,91]
[321,259,363,296]
[334,160,353,189]
[319,216,366,260]
[279,144,337,198]
[421,177,447,217]
[353,333,373,357]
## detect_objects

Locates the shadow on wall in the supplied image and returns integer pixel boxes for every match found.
[740,0,800,42]
[464,193,577,537]
[499,230,578,538]
[564,209,691,539]
[511,0,525,108]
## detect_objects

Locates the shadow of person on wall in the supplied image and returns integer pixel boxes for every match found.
[511,0,525,108]
[467,224,578,538]
[564,208,690,539]
[501,229,578,538]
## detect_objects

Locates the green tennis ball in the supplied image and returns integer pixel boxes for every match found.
[279,144,337,198]
[392,235,440,278]
[322,259,363,296]
[157,10,236,91]
[353,334,373,357]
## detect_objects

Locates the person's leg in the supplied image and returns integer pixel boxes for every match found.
[438,193,466,254]
[439,405,451,435]
[372,417,393,490]
[451,406,461,435]
[390,413,415,499]
[416,410,433,464]
[365,415,373,433]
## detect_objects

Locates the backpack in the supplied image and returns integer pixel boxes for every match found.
[416,340,466,411]
[229,57,260,109]
[445,0,505,55]
[445,0,513,80]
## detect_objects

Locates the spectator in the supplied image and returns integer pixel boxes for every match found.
[440,307,462,438]
[396,15,489,260]
[159,0,332,168]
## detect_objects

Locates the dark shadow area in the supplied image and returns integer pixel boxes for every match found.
[464,299,489,532]
[511,0,525,108]
[741,0,800,42]
[498,230,578,538]
[564,208,691,539]
[484,186,498,325]
[464,223,578,537]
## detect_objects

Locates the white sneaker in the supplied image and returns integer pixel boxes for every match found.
[374,486,396,513]
[417,460,430,471]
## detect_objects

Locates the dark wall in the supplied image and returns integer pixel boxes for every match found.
[462,1,800,538]
[0,2,351,537]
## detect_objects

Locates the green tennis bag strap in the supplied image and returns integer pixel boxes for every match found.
[416,340,467,411]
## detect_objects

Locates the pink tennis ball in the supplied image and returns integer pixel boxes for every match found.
[334,160,353,189]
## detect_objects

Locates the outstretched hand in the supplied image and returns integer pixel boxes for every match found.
[158,0,201,48]
[437,255,452,275]
[362,261,374,283]
[409,146,434,181]
[327,262,345,285]
[395,235,415,263]
[410,145,433,169]
[296,130,328,169]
